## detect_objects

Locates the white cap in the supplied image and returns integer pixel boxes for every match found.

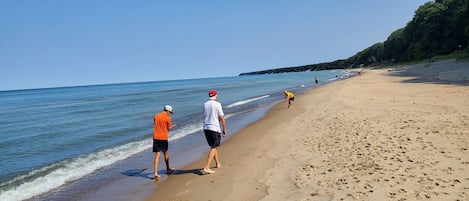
[164,105,173,113]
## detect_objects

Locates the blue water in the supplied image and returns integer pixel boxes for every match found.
[0,70,352,201]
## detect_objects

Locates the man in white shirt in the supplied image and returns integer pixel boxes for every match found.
[202,89,227,174]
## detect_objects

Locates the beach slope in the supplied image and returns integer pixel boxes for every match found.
[146,60,469,201]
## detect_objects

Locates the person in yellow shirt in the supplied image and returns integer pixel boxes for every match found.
[284,90,295,108]
[153,105,176,179]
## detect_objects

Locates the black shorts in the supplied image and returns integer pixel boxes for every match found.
[153,139,168,152]
[289,97,295,101]
[204,129,221,148]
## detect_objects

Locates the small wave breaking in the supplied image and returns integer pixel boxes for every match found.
[226,95,270,109]
[0,140,150,201]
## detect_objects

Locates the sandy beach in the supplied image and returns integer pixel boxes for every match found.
[145,60,469,201]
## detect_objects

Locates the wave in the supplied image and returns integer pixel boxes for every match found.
[225,95,270,109]
[169,123,203,141]
[0,140,150,201]
[168,110,245,141]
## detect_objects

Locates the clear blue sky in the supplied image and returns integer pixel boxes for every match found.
[0,0,429,91]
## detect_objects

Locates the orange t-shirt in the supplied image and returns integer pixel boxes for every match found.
[153,112,171,140]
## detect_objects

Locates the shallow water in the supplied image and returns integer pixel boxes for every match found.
[0,70,353,201]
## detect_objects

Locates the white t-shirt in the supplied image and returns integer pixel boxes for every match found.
[203,100,224,132]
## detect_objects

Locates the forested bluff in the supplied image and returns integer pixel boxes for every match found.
[240,0,469,76]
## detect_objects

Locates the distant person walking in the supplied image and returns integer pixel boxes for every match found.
[284,90,295,108]
[202,89,227,174]
[153,105,176,179]
[314,76,319,87]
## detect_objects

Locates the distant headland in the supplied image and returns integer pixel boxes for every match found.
[240,0,469,76]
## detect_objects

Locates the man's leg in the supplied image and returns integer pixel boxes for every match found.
[163,151,174,174]
[203,148,216,174]
[154,152,161,178]
[213,148,221,168]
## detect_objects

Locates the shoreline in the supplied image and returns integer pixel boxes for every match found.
[144,60,469,200]
[24,71,348,201]
[27,100,279,201]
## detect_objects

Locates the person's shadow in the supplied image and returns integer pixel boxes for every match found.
[169,168,205,176]
[121,168,204,180]
[121,168,153,179]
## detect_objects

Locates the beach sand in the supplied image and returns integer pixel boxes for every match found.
[145,60,469,201]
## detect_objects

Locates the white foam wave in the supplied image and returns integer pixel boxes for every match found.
[169,123,202,141]
[168,111,244,141]
[226,95,270,109]
[342,70,356,77]
[0,140,151,201]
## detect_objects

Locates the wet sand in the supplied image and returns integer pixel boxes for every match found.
[145,60,469,201]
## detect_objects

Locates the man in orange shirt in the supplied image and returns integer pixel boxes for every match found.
[153,105,176,179]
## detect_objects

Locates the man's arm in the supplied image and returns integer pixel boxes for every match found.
[168,120,176,130]
[169,124,176,130]
[219,115,227,136]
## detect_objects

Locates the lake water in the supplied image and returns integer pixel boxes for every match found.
[0,70,353,201]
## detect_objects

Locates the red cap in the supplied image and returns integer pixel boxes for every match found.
[208,89,217,97]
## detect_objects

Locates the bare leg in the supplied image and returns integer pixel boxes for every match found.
[203,148,216,174]
[163,151,174,174]
[213,148,221,168]
[154,152,161,178]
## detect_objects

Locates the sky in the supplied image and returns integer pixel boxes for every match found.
[0,0,430,91]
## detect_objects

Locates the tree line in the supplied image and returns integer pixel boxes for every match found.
[240,0,469,76]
